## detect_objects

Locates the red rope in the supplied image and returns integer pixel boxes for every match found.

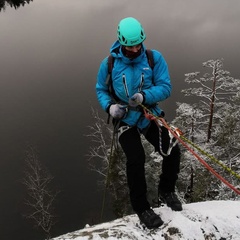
[144,109,240,195]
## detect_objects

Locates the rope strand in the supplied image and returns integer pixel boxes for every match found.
[181,135,240,180]
[140,103,240,195]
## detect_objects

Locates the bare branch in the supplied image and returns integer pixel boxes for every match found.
[22,145,58,239]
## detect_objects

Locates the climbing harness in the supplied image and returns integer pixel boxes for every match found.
[140,103,240,195]
[117,125,131,139]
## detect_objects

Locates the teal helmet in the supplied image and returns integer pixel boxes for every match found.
[117,17,146,46]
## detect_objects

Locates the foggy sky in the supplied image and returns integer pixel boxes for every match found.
[1,0,240,117]
[0,0,240,239]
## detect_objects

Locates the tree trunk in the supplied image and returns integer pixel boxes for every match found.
[207,63,217,142]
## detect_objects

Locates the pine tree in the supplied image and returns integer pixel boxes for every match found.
[0,0,33,11]
[183,59,240,142]
[173,59,240,202]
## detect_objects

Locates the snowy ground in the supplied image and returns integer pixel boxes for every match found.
[52,200,240,240]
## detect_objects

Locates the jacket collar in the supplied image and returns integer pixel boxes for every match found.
[110,40,146,65]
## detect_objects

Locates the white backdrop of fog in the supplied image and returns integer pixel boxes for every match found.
[0,0,239,239]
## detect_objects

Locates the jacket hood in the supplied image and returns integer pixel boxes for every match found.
[110,40,147,64]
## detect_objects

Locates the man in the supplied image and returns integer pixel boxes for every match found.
[96,17,182,229]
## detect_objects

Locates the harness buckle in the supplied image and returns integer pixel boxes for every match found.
[117,125,131,139]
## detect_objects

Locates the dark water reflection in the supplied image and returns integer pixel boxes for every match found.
[0,0,240,239]
[0,0,33,11]
[0,2,110,240]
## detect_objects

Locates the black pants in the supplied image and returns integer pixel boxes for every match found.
[118,120,181,215]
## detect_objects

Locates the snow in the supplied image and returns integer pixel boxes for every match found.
[52,200,240,240]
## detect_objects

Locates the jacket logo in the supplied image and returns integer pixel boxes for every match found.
[143,67,150,70]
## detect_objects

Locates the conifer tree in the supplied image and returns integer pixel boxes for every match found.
[182,59,240,142]
[173,59,240,201]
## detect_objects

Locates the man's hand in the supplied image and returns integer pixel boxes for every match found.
[129,93,143,107]
[109,104,127,119]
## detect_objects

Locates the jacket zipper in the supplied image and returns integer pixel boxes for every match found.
[138,73,144,92]
[122,74,129,98]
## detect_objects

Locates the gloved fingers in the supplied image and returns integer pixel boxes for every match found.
[109,104,127,119]
[128,93,143,107]
[119,104,128,109]
[131,95,137,100]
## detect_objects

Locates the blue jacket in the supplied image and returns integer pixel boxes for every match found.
[96,40,172,130]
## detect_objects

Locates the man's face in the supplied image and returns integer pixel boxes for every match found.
[125,44,142,52]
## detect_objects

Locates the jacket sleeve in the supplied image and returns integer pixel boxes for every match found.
[96,57,114,112]
[141,50,172,105]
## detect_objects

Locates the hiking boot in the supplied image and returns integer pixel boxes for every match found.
[159,191,183,211]
[138,209,163,229]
